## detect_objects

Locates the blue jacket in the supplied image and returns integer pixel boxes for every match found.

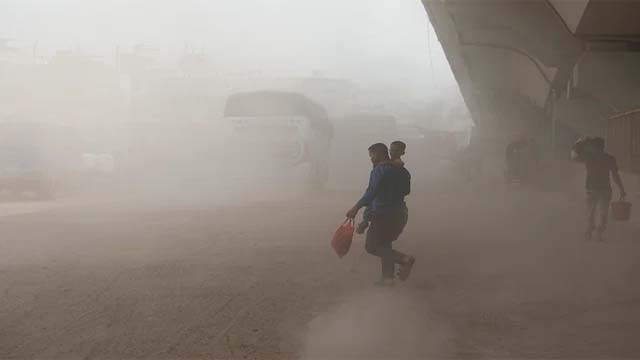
[356,163,410,211]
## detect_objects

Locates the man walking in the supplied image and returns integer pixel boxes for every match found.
[346,143,415,286]
[356,140,407,234]
[572,137,626,241]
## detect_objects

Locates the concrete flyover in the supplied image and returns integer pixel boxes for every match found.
[423,0,640,155]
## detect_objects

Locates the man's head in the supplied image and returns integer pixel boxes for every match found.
[368,143,390,165]
[590,137,605,152]
[389,141,406,160]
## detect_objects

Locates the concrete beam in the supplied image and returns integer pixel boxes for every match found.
[577,0,640,38]
[423,0,640,153]
[548,0,589,33]
[422,0,581,142]
[422,0,483,127]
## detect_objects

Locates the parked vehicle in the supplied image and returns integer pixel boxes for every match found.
[223,91,333,187]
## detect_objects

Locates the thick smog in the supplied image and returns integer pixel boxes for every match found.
[1,1,639,359]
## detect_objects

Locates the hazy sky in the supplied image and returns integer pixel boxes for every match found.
[1,0,460,100]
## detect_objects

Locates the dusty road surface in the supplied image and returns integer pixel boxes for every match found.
[1,182,640,359]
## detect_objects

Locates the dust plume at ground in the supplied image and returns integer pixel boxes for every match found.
[2,172,640,359]
[303,290,450,359]
[1,0,640,359]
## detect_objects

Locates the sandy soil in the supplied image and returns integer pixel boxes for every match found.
[1,181,639,359]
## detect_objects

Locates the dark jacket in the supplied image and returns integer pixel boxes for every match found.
[356,163,411,211]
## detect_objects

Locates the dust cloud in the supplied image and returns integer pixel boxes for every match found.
[303,290,450,359]
[4,1,639,360]
[0,0,468,205]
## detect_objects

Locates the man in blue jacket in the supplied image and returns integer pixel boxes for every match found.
[346,143,415,286]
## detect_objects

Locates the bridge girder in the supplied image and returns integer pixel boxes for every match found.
[423,0,640,152]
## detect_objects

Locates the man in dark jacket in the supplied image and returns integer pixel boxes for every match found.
[346,143,414,286]
[572,137,626,241]
[356,140,407,234]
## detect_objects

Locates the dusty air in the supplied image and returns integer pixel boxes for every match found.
[0,0,639,359]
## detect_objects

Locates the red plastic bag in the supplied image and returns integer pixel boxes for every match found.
[611,200,632,221]
[331,219,354,258]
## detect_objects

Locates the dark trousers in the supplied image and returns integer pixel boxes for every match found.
[365,206,409,279]
[586,189,612,234]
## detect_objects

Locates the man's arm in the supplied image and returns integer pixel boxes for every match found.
[355,166,384,208]
[571,138,589,162]
[346,167,384,218]
[570,150,584,162]
[611,157,627,198]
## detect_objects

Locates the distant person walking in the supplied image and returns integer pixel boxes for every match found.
[346,143,414,286]
[572,137,626,241]
[505,135,538,184]
[456,143,482,183]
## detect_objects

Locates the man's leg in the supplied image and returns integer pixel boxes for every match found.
[392,206,415,281]
[379,240,396,280]
[596,190,612,240]
[586,191,597,240]
[391,205,409,264]
[365,218,395,281]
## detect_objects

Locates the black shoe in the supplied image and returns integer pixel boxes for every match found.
[397,256,415,281]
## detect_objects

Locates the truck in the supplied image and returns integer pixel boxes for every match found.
[223,91,333,187]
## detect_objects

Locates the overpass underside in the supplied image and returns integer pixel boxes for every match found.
[423,0,640,154]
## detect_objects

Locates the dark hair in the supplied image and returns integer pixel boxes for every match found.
[390,141,406,150]
[368,143,389,158]
[591,137,605,150]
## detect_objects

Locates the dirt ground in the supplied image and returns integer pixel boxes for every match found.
[1,177,640,359]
